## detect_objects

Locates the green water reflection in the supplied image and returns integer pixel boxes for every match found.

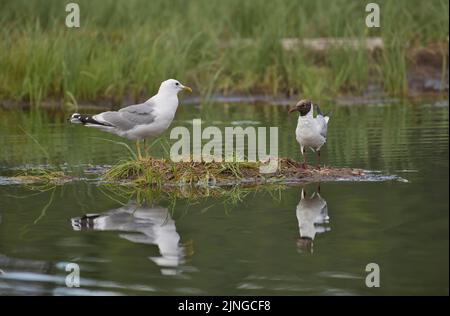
[0,101,448,295]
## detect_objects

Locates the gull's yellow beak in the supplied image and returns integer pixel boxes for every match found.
[182,85,193,93]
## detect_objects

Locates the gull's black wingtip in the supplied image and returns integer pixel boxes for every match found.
[315,103,323,116]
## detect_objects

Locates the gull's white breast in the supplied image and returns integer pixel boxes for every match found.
[295,116,326,151]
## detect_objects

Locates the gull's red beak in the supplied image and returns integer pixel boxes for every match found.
[288,107,298,115]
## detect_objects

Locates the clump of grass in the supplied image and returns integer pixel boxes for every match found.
[104,156,261,186]
[12,168,72,189]
[104,156,364,188]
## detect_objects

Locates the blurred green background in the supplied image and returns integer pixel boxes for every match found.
[0,0,448,106]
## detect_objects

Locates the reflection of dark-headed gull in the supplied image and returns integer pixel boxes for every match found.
[69,79,192,159]
[289,100,330,169]
[296,187,330,253]
[71,203,186,275]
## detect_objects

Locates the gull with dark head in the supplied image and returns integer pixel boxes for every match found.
[69,79,192,159]
[288,99,330,169]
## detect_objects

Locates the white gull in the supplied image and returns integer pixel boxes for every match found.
[69,79,192,158]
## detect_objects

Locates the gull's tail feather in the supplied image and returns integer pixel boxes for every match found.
[315,104,331,124]
[315,104,324,116]
[71,214,101,231]
[324,110,332,124]
[69,113,112,127]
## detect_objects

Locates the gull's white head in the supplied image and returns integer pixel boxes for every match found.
[158,79,192,95]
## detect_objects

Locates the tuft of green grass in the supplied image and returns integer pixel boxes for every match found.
[104,156,264,187]
[12,168,72,190]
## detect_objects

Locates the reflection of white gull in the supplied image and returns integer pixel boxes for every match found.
[71,203,185,275]
[296,188,330,252]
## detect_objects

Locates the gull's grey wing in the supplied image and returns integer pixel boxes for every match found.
[316,116,328,138]
[314,104,328,138]
[94,100,157,130]
[119,101,157,125]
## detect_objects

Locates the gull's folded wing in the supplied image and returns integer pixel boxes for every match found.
[93,100,157,130]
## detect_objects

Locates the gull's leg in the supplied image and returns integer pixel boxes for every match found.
[143,139,148,158]
[316,150,321,170]
[301,147,307,169]
[136,140,142,160]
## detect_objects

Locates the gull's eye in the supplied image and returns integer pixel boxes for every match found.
[175,82,179,86]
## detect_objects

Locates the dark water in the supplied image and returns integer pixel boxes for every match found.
[0,100,448,295]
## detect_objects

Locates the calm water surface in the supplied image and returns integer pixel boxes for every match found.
[0,100,448,295]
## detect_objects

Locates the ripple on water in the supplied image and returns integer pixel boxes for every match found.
[0,271,157,295]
